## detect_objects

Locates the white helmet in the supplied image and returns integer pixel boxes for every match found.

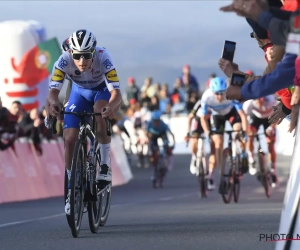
[69,29,97,52]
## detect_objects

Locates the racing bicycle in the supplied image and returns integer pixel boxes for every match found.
[186,134,209,198]
[220,130,245,204]
[150,141,173,189]
[51,108,112,238]
[249,133,272,198]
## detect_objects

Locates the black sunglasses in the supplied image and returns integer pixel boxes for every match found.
[72,51,94,60]
[215,91,225,96]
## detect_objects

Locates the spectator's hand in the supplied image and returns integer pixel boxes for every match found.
[226,85,242,100]
[268,102,287,125]
[288,86,300,135]
[288,105,299,136]
[218,59,239,78]
[220,0,269,21]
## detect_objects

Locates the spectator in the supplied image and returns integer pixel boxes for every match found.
[182,74,199,112]
[0,97,9,133]
[172,77,185,104]
[126,77,139,103]
[0,97,15,151]
[141,77,156,98]
[18,108,43,154]
[139,91,151,109]
[180,64,199,91]
[152,82,161,97]
[159,88,171,114]
[148,95,160,111]
[246,70,255,76]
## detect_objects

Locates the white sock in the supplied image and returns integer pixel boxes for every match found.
[192,154,197,161]
[99,143,111,168]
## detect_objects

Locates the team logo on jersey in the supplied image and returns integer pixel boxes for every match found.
[75,70,81,75]
[51,67,65,83]
[58,57,68,69]
[105,69,119,83]
[103,59,113,69]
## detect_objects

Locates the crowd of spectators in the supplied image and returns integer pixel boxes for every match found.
[124,64,212,116]
[0,97,64,153]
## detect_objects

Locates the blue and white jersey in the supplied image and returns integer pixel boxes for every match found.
[49,46,120,92]
[198,89,242,116]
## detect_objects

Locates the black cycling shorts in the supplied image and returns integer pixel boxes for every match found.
[190,117,210,137]
[248,112,273,135]
[210,107,241,135]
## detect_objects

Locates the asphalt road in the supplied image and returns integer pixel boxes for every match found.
[0,154,290,250]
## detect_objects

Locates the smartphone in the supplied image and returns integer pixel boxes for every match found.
[231,73,246,87]
[221,40,236,61]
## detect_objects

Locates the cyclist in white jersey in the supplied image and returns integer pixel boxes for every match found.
[47,30,123,215]
[243,95,277,185]
[185,99,216,190]
[198,77,249,193]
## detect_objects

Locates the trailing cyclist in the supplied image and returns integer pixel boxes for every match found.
[243,95,278,186]
[146,110,175,182]
[185,99,216,190]
[46,29,123,215]
[199,77,249,193]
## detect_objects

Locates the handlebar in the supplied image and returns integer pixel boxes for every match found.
[50,108,112,137]
[248,133,265,137]
[185,134,207,147]
[223,130,243,134]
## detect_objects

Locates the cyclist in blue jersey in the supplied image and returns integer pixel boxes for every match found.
[146,110,175,179]
[47,30,123,215]
[198,77,249,192]
[147,110,175,151]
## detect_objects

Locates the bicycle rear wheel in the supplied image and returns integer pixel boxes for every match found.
[69,140,85,238]
[220,148,234,204]
[233,154,241,203]
[88,148,102,233]
[197,154,207,198]
[258,152,271,198]
[64,169,71,229]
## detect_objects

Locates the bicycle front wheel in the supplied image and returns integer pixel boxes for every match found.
[220,148,234,204]
[197,155,207,198]
[99,183,112,226]
[258,152,271,198]
[69,140,85,238]
[64,169,71,229]
[88,148,102,233]
[233,154,241,203]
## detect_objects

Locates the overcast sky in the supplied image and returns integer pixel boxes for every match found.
[0,1,266,87]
